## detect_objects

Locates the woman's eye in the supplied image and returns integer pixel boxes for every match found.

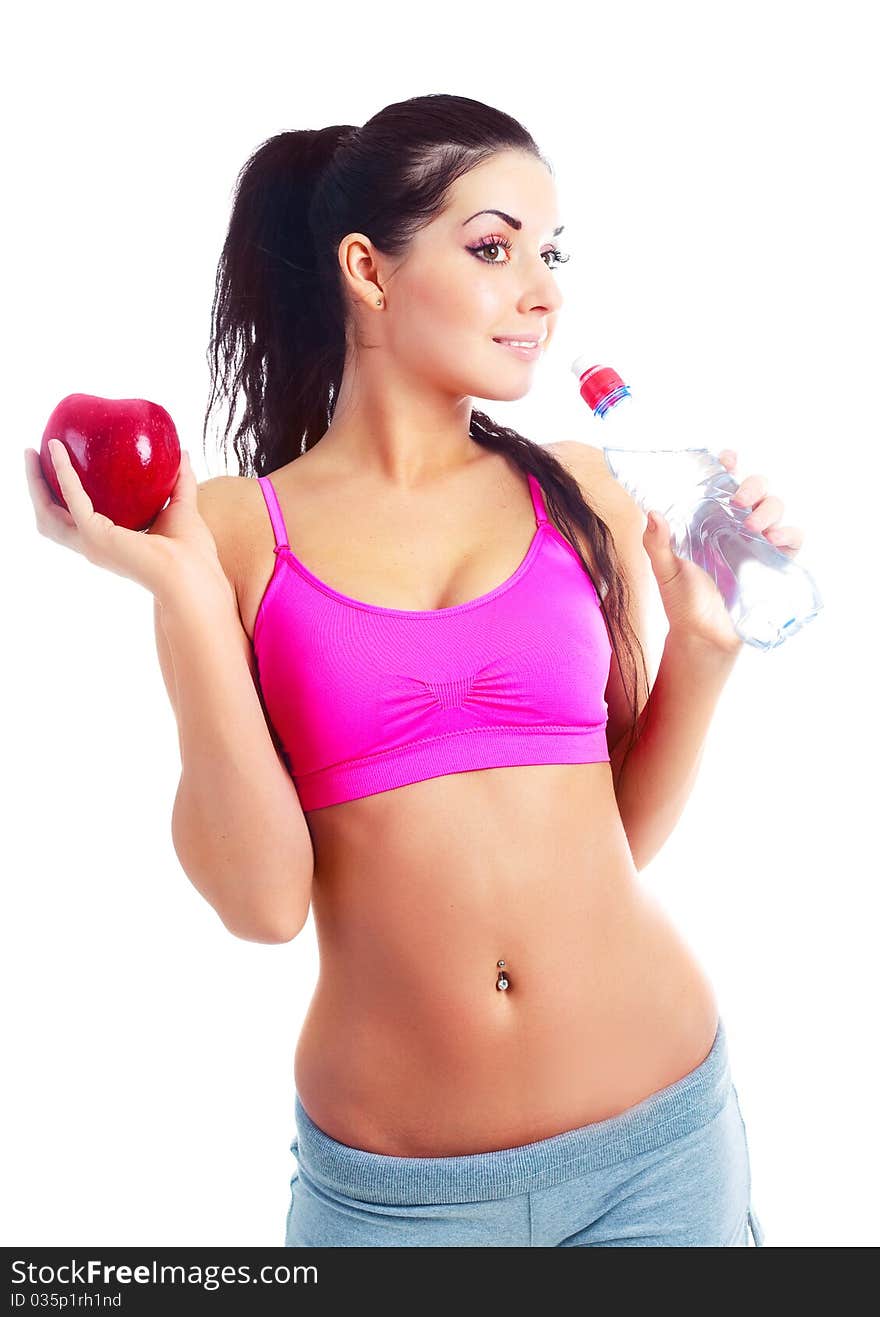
[467,236,571,271]
[471,237,512,266]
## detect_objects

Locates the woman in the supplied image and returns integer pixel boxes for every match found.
[26,94,804,1247]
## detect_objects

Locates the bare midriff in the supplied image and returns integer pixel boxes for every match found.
[233,447,719,1157]
[292,764,719,1156]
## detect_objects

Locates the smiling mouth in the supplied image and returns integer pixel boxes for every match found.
[492,339,543,358]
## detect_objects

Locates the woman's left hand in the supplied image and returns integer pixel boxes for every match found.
[642,449,806,657]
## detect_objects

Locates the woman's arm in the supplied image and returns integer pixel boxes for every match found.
[609,632,739,871]
[546,440,739,872]
[156,590,314,943]
[153,473,313,944]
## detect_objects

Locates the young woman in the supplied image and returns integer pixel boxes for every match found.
[27,94,804,1246]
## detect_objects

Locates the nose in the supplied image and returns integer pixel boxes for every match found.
[523,262,564,318]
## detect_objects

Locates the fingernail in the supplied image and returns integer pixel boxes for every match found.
[647,513,657,532]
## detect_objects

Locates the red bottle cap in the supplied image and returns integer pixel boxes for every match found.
[569,359,626,413]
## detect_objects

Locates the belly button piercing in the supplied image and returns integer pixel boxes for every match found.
[496,959,510,991]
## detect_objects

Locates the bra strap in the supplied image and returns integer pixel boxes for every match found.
[527,472,549,526]
[256,475,290,552]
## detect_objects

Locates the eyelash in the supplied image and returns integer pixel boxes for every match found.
[467,234,572,271]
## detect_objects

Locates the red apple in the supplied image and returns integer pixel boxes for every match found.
[40,394,181,532]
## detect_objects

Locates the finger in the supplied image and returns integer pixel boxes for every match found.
[731,473,769,509]
[48,439,96,527]
[765,525,805,553]
[742,493,784,533]
[718,449,737,469]
[166,450,196,506]
[45,439,130,568]
[25,446,78,540]
[642,510,682,584]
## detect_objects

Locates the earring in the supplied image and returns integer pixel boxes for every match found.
[376,297,383,306]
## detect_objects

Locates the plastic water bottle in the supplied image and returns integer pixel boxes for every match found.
[570,359,822,650]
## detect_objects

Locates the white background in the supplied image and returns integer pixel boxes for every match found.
[4,0,876,1247]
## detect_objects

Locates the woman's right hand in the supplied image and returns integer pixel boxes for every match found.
[25,441,236,611]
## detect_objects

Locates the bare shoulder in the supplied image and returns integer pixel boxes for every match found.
[193,473,261,601]
[543,437,653,633]
[544,439,602,471]
[546,439,648,534]
[544,441,619,519]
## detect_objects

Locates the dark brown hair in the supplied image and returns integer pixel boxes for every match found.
[201,93,649,784]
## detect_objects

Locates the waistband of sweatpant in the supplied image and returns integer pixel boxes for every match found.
[291,1016,732,1204]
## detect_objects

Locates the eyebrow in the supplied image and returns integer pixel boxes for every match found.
[462,209,565,237]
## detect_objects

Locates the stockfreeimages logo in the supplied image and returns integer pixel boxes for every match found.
[9,1257,318,1291]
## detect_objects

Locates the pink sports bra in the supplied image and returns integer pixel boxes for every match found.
[252,470,612,811]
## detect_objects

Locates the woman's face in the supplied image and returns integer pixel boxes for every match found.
[344,150,567,402]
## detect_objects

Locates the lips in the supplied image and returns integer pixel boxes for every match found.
[492,334,546,344]
[493,338,543,360]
